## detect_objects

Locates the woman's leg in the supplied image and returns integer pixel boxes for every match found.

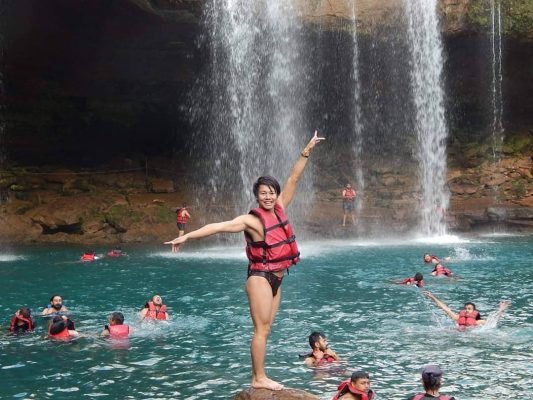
[246,275,283,390]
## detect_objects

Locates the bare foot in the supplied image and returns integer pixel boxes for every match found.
[252,377,284,391]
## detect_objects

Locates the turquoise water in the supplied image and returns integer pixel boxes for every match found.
[0,235,531,399]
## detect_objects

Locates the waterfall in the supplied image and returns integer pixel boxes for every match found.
[491,0,504,160]
[349,1,364,220]
[197,0,308,215]
[405,0,449,236]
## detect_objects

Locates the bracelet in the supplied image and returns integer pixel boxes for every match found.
[301,152,309,158]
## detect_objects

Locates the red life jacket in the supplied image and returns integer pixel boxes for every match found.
[343,188,356,200]
[332,380,375,400]
[81,253,95,262]
[245,204,300,272]
[9,314,33,332]
[457,310,479,327]
[305,351,337,365]
[403,277,424,287]
[48,325,71,340]
[176,209,189,224]
[433,264,451,276]
[107,250,122,257]
[145,302,167,320]
[108,324,129,338]
[412,393,452,400]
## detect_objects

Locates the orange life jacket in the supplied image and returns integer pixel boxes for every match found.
[145,302,167,320]
[245,204,300,272]
[332,380,375,400]
[457,310,479,327]
[108,324,129,338]
[48,325,71,340]
[81,253,96,262]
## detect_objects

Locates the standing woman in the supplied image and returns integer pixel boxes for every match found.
[165,132,324,390]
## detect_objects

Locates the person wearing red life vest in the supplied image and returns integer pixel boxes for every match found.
[430,263,454,277]
[408,364,455,400]
[424,291,510,329]
[175,204,191,238]
[80,250,96,262]
[165,132,324,391]
[140,295,169,321]
[48,315,78,340]
[342,183,357,227]
[8,307,34,333]
[332,371,376,400]
[101,312,130,338]
[393,272,424,288]
[304,331,339,367]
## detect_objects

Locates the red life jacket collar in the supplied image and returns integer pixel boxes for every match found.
[333,380,375,400]
[48,325,71,340]
[412,393,452,400]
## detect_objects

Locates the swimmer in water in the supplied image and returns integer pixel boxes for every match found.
[424,291,510,328]
[392,272,424,287]
[42,295,69,317]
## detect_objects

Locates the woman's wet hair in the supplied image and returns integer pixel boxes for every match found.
[414,272,423,281]
[111,312,125,324]
[19,307,32,319]
[253,176,281,197]
[464,302,476,310]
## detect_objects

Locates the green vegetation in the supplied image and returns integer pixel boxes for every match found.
[466,0,533,37]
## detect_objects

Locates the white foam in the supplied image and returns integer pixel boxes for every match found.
[0,254,25,262]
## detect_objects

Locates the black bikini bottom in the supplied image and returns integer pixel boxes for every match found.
[247,270,285,297]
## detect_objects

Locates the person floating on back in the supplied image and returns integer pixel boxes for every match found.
[408,364,455,400]
[102,312,130,339]
[140,294,169,321]
[392,272,424,287]
[303,331,339,367]
[8,307,34,333]
[332,370,376,400]
[424,291,510,329]
[431,263,453,277]
[165,132,324,391]
[107,247,123,257]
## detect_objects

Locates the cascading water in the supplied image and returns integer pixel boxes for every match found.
[349,1,365,220]
[405,0,449,236]
[197,0,309,216]
[490,0,504,160]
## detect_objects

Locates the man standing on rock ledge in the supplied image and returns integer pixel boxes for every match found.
[165,132,324,391]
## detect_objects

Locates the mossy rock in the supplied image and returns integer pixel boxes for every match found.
[150,206,176,224]
[466,0,533,37]
[104,204,144,229]
[9,184,27,192]
[502,134,533,154]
